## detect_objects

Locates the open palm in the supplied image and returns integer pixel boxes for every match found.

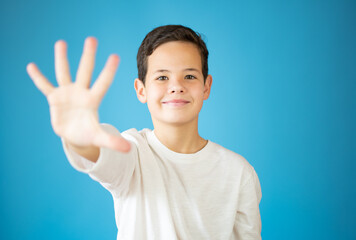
[26,37,130,153]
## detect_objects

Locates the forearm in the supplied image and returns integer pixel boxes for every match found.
[66,141,100,163]
[62,126,137,197]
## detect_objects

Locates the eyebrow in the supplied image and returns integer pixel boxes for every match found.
[184,68,200,72]
[154,69,170,74]
[153,68,200,74]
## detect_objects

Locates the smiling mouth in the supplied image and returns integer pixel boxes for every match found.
[162,99,190,107]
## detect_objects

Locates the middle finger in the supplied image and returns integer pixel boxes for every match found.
[75,37,98,88]
[54,40,72,86]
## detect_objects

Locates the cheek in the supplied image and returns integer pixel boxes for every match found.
[191,86,205,101]
[146,88,164,111]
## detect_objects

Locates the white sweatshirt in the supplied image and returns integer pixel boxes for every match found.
[62,124,262,240]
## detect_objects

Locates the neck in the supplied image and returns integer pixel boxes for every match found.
[153,119,207,154]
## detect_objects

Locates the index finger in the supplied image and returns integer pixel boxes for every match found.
[26,63,55,96]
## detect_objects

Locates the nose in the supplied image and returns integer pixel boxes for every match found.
[168,77,185,94]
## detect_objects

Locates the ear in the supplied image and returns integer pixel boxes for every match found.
[134,78,147,103]
[203,74,213,100]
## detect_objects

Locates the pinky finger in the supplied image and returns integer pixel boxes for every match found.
[26,63,55,96]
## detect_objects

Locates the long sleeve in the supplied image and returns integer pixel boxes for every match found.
[61,123,138,197]
[232,169,262,240]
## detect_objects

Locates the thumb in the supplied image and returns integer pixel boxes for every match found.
[92,129,131,153]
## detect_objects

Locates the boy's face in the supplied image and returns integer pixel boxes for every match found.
[134,41,212,128]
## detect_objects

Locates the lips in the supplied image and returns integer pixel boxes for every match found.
[162,99,190,107]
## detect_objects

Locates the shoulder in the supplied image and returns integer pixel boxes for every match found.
[209,141,252,169]
[211,142,261,198]
[209,141,258,181]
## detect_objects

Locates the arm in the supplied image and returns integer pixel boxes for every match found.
[62,124,137,197]
[233,169,262,240]
[26,37,130,162]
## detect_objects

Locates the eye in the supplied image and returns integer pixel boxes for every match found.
[185,75,197,80]
[156,76,168,81]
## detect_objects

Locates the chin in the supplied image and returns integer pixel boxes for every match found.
[157,116,198,126]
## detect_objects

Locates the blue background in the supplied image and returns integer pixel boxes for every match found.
[0,0,355,239]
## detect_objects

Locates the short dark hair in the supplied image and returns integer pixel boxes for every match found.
[137,25,209,84]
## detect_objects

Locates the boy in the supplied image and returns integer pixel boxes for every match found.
[27,25,262,240]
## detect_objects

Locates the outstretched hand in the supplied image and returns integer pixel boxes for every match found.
[26,37,131,153]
